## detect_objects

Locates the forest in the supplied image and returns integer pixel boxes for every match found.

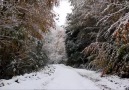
[0,0,129,89]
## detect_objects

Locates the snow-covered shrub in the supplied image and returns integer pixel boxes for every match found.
[82,42,117,75]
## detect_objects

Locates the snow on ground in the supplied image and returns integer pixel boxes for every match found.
[0,64,129,90]
[0,65,56,89]
[74,68,129,90]
[44,65,99,90]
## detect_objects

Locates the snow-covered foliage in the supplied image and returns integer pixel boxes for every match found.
[0,0,58,79]
[43,25,67,64]
[66,0,129,78]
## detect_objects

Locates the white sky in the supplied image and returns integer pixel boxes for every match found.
[53,0,72,26]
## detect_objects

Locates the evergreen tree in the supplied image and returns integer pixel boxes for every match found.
[66,0,129,78]
[0,0,58,79]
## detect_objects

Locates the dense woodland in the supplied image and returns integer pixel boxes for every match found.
[0,0,58,79]
[66,0,129,78]
[1,0,129,80]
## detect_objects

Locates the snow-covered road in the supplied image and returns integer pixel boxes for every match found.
[44,65,99,89]
[0,64,129,90]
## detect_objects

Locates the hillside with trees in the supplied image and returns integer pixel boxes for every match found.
[66,0,129,78]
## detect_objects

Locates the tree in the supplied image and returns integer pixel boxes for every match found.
[0,0,58,79]
[66,0,129,78]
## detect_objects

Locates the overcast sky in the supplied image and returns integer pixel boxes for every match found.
[53,0,72,26]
